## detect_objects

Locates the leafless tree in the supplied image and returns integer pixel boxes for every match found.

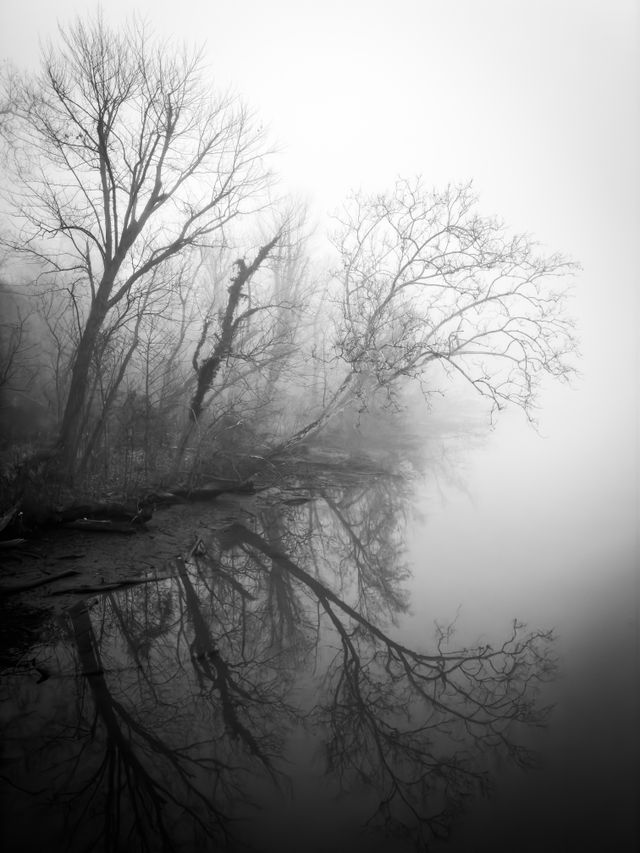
[1,12,270,474]
[171,217,314,480]
[273,178,577,453]
[335,178,577,416]
[174,234,281,469]
[0,280,47,444]
[0,294,37,396]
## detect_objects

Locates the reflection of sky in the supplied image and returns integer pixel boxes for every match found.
[1,478,564,852]
[405,407,636,647]
[402,419,637,851]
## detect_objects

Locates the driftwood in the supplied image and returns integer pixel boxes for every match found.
[148,479,255,505]
[0,538,27,549]
[55,480,254,522]
[0,478,255,542]
[49,575,171,596]
[62,519,140,534]
[1,569,81,596]
[0,504,20,534]
[56,502,152,525]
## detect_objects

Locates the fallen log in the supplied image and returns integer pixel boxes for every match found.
[1,569,81,596]
[56,502,152,524]
[62,519,140,534]
[0,538,27,549]
[49,575,171,596]
[0,504,20,534]
[12,479,255,535]
[145,479,255,505]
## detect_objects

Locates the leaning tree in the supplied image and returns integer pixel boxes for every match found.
[0,13,271,473]
[278,178,578,450]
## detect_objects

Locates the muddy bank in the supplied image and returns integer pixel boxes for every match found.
[0,452,399,673]
[0,494,257,610]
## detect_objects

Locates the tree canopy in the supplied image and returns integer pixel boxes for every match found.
[0,11,577,495]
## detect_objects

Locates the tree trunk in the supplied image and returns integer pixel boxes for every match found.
[78,329,141,475]
[57,297,109,475]
[171,234,280,478]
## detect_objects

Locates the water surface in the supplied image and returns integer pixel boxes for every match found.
[0,447,636,852]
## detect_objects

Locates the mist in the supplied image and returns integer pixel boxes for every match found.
[0,3,637,852]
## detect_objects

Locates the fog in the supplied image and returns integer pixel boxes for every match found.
[392,389,637,850]
[0,1,637,851]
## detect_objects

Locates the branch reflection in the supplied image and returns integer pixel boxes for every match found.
[0,469,556,852]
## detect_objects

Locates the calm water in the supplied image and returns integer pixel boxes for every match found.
[0,442,637,852]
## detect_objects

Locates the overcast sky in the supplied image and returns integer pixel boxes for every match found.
[1,0,638,620]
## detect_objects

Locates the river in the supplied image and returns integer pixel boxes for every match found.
[0,423,637,853]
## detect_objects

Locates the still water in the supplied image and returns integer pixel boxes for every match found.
[0,435,636,853]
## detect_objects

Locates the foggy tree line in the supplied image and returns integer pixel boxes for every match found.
[0,12,577,496]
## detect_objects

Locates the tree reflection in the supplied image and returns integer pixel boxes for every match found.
[317,478,412,622]
[67,599,230,851]
[172,550,295,784]
[224,520,554,848]
[0,470,556,852]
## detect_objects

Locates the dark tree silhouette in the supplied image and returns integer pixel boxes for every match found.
[0,470,556,852]
[1,13,269,473]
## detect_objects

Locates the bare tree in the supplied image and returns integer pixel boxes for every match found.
[171,233,281,476]
[1,12,270,473]
[0,61,18,132]
[170,217,316,480]
[272,178,577,454]
[334,179,577,418]
[0,280,47,445]
[0,291,37,396]
[188,235,281,424]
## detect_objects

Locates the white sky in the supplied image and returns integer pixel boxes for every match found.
[1,0,638,624]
